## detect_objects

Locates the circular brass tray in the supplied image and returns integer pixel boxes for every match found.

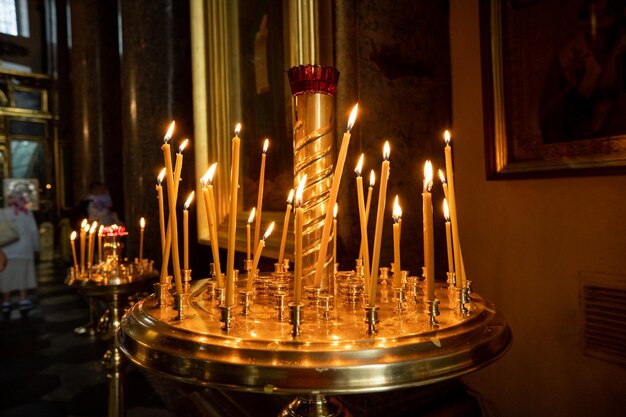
[119,281,511,395]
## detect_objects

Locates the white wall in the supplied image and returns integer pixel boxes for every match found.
[450,1,626,415]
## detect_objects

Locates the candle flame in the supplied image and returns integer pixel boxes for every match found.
[438,169,446,184]
[89,221,98,234]
[83,224,90,233]
[262,221,275,240]
[234,123,241,136]
[178,138,189,153]
[287,189,294,204]
[333,203,338,219]
[70,231,77,241]
[347,103,358,132]
[99,225,104,234]
[383,141,390,160]
[81,219,88,228]
[444,130,451,145]
[262,138,269,153]
[393,195,402,222]
[443,198,450,221]
[295,175,307,207]
[369,170,376,187]
[184,191,195,209]
[157,167,166,185]
[164,121,175,143]
[424,160,433,192]
[247,207,256,224]
[355,153,364,176]
[140,217,145,228]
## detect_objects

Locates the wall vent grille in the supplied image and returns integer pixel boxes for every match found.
[581,272,626,367]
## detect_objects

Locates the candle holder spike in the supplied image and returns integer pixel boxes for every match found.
[289,303,304,338]
[460,288,470,315]
[275,292,287,321]
[220,305,233,333]
[239,290,254,316]
[427,299,440,326]
[394,286,406,313]
[365,305,380,335]
[173,293,188,321]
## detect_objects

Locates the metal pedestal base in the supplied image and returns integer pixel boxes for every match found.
[280,395,350,417]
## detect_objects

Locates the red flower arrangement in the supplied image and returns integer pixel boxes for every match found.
[102,224,127,237]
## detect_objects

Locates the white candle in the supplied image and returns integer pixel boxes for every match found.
[314,104,358,287]
[183,192,194,270]
[226,123,242,307]
[278,189,294,265]
[139,217,145,262]
[444,130,462,289]
[247,222,275,291]
[254,139,269,251]
[355,155,371,296]
[423,161,435,302]
[247,207,256,262]
[392,196,402,287]
[369,141,390,307]
[70,231,78,271]
[443,199,454,276]
[201,163,223,288]
[294,176,307,305]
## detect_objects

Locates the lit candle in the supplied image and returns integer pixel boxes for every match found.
[369,141,390,307]
[355,154,371,296]
[70,231,79,271]
[247,222,275,291]
[444,130,462,289]
[156,168,167,254]
[139,217,145,261]
[183,192,194,270]
[443,199,454,276]
[438,169,449,202]
[201,164,223,288]
[254,139,269,251]
[423,161,435,302]
[333,203,338,265]
[392,196,402,287]
[247,207,256,262]
[359,170,375,261]
[97,225,103,263]
[314,103,358,287]
[79,219,87,274]
[294,176,306,305]
[278,189,294,265]
[226,123,242,307]
[87,221,97,270]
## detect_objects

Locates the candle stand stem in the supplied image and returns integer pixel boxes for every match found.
[365,305,379,335]
[289,303,304,338]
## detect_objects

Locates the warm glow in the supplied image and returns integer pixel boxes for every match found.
[444,130,451,145]
[234,123,242,136]
[140,217,146,228]
[157,167,166,184]
[443,199,450,221]
[369,170,376,187]
[393,195,402,220]
[347,103,358,132]
[164,121,175,143]
[262,222,275,240]
[355,153,364,176]
[81,219,88,228]
[184,191,194,209]
[99,225,104,235]
[262,138,269,154]
[424,160,433,192]
[247,207,256,224]
[383,141,390,160]
[45,183,52,190]
[333,203,338,219]
[89,221,98,234]
[295,175,307,207]
[83,224,90,233]
[438,169,446,184]
[178,138,189,153]
[70,231,77,241]
[287,189,294,204]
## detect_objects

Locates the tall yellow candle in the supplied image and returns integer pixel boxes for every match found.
[139,217,145,261]
[159,122,176,286]
[70,231,79,271]
[247,222,275,291]
[183,192,194,270]
[79,219,87,274]
[423,161,435,302]
[369,141,390,307]
[247,207,255,262]
[87,221,97,270]
[278,189,294,265]
[355,155,371,296]
[156,168,166,255]
[294,176,306,305]
[201,164,223,288]
[444,130,462,289]
[254,139,269,251]
[226,123,242,307]
[97,225,103,263]
[443,199,454,276]
[359,170,375,261]
[392,196,402,287]
[314,104,358,287]
[333,203,338,265]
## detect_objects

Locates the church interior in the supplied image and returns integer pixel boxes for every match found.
[1,0,625,416]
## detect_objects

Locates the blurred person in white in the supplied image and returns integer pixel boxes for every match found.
[0,192,39,314]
